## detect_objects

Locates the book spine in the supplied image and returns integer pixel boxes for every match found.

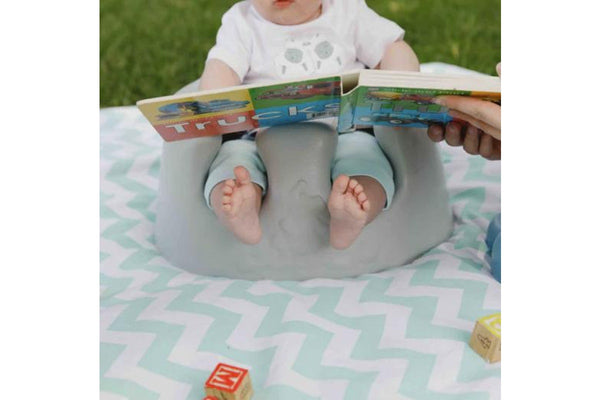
[337,89,358,133]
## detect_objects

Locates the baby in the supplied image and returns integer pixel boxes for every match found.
[199,0,419,249]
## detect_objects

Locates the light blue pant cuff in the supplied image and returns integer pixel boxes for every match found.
[204,139,267,209]
[331,131,395,210]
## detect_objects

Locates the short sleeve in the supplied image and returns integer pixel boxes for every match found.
[206,5,252,81]
[354,0,405,68]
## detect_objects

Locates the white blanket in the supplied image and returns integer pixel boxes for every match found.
[100,63,501,400]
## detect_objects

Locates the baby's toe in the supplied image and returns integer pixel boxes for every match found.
[234,166,251,184]
[353,183,364,195]
[332,175,350,194]
[357,192,367,203]
[224,179,236,188]
[348,179,358,191]
[361,199,371,212]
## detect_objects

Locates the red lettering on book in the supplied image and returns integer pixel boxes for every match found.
[155,111,258,141]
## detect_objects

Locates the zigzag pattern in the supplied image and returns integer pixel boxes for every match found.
[100,98,500,400]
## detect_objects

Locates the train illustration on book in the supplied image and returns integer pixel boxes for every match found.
[255,81,341,100]
[365,90,433,105]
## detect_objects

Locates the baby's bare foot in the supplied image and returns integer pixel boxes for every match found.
[328,175,371,250]
[212,166,262,245]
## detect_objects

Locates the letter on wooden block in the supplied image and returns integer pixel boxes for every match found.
[469,313,501,363]
[205,363,254,400]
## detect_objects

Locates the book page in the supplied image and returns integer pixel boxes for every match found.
[137,76,344,141]
[352,70,500,129]
[359,69,501,95]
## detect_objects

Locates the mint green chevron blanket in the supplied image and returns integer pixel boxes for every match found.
[100,64,500,400]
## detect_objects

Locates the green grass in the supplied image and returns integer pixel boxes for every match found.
[100,0,500,107]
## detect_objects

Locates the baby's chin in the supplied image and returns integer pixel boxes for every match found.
[270,14,307,26]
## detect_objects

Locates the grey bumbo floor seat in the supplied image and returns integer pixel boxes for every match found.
[154,82,453,280]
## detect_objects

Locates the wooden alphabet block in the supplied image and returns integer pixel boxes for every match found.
[469,313,501,363]
[205,363,253,400]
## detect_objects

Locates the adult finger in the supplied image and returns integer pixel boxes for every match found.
[449,109,501,140]
[463,125,481,155]
[444,121,465,146]
[479,134,501,160]
[427,124,445,142]
[434,95,501,133]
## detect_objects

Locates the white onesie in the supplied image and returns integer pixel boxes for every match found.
[206,0,405,84]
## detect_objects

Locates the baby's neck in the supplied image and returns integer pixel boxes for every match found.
[285,4,321,26]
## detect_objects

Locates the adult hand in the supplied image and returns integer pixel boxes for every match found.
[427,120,501,160]
[427,63,501,160]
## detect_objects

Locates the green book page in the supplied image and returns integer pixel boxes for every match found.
[352,86,460,128]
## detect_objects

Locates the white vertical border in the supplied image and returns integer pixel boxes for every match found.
[1,0,98,398]
[504,0,599,398]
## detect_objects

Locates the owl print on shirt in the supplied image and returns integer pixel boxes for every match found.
[274,33,344,79]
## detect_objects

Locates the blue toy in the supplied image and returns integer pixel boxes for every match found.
[485,214,501,282]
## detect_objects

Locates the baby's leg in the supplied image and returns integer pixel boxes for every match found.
[205,139,267,245]
[328,132,394,249]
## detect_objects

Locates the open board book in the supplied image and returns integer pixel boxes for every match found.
[137,69,501,142]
